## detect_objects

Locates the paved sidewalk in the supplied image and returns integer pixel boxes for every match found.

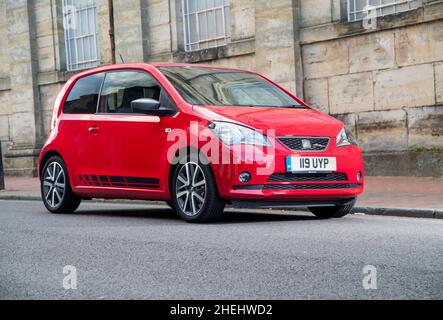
[354,176,443,219]
[1,176,442,218]
[0,176,41,199]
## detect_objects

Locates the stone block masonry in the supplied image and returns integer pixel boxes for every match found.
[0,0,442,177]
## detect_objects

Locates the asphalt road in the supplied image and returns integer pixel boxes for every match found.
[0,200,442,300]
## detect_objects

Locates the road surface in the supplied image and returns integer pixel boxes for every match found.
[0,200,442,299]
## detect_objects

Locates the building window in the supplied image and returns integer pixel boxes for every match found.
[182,0,231,52]
[62,0,100,71]
[347,0,422,22]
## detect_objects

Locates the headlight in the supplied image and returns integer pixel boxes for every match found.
[336,128,357,147]
[209,121,271,146]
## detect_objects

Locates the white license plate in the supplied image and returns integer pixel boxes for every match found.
[286,157,337,172]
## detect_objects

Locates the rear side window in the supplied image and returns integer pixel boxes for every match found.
[98,70,175,114]
[63,73,104,114]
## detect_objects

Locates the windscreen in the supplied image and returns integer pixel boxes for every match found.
[159,67,303,108]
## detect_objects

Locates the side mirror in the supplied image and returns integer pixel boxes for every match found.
[131,98,161,115]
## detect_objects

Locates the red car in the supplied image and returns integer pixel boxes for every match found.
[38,63,364,223]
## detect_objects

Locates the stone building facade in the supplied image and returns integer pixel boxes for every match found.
[0,0,442,176]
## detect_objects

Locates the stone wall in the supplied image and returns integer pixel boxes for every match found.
[167,0,297,93]
[110,0,297,91]
[0,0,11,162]
[0,0,442,176]
[300,0,443,155]
[0,0,299,176]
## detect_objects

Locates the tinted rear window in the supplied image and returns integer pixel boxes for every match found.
[63,73,104,114]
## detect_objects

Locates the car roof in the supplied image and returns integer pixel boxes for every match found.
[150,62,246,72]
[72,63,251,79]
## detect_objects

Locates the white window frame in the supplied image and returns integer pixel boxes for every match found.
[347,0,422,22]
[62,0,100,71]
[182,0,231,52]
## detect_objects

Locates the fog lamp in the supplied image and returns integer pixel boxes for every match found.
[239,172,251,183]
[357,171,362,182]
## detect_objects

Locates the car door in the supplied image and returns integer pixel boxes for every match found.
[82,69,175,193]
[59,72,105,189]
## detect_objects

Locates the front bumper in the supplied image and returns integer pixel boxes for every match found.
[211,144,364,202]
[231,198,356,209]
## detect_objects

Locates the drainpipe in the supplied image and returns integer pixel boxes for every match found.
[292,0,304,99]
[108,0,116,64]
[0,144,4,190]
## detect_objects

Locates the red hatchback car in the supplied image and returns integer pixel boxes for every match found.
[38,63,364,223]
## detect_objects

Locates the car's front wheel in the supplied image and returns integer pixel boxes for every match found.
[309,199,356,219]
[165,201,176,210]
[41,156,81,214]
[172,156,225,223]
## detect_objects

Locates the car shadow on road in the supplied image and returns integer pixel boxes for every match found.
[219,210,317,223]
[74,206,318,224]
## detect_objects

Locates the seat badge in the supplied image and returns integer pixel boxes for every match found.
[302,139,312,149]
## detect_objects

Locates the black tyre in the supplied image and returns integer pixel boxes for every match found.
[309,199,356,219]
[172,154,225,223]
[165,201,176,210]
[41,156,81,214]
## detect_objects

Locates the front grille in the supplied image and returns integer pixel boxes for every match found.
[278,137,330,152]
[268,172,347,182]
[233,183,361,190]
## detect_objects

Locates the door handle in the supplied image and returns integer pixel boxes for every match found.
[88,126,100,134]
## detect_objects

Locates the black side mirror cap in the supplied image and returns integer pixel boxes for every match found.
[131,98,160,113]
[131,98,175,116]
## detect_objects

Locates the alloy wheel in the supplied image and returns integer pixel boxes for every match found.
[42,162,66,208]
[175,162,207,216]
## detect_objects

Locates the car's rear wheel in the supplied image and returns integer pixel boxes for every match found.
[309,199,356,219]
[41,156,81,214]
[172,155,225,223]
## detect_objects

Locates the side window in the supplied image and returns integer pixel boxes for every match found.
[98,70,175,114]
[63,73,104,114]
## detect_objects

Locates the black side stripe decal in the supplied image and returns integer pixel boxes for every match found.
[79,175,160,190]
[125,177,159,184]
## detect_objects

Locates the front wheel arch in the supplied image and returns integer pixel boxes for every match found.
[168,146,214,198]
[171,152,225,223]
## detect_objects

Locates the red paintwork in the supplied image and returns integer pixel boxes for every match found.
[38,63,364,203]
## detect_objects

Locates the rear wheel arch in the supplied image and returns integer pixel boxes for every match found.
[40,150,63,177]
[40,151,75,190]
[41,154,81,213]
